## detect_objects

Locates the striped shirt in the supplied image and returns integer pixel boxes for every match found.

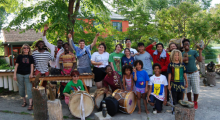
[32,50,55,74]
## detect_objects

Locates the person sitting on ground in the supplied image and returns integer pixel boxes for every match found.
[59,42,76,99]
[122,65,134,91]
[122,38,138,56]
[133,60,150,114]
[103,65,123,93]
[63,71,84,105]
[147,63,168,114]
[121,48,135,67]
[168,50,188,106]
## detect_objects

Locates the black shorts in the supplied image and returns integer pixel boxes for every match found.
[149,95,163,112]
[93,67,106,82]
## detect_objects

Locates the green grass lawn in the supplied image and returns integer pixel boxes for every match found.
[205,59,218,64]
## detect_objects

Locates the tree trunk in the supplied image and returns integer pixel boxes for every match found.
[198,56,206,76]
[175,104,195,120]
[47,99,63,120]
[32,87,48,120]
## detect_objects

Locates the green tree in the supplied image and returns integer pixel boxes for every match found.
[5,0,134,53]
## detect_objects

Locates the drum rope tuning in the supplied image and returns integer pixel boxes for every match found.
[80,93,85,120]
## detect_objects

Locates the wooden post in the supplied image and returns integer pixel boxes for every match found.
[81,78,88,93]
[47,99,63,120]
[32,86,48,120]
[175,104,195,120]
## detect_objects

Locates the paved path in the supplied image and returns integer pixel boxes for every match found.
[0,78,220,120]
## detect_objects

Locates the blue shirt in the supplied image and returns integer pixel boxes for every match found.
[133,70,150,88]
[134,51,153,75]
[121,56,135,67]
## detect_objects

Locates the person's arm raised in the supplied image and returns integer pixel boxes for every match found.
[68,33,77,51]
[43,25,54,50]
[90,33,100,48]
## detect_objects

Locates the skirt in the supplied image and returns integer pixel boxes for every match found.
[93,67,106,82]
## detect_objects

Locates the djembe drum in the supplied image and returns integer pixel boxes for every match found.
[94,88,112,109]
[69,91,94,118]
[112,89,137,114]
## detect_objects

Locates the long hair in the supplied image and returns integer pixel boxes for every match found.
[20,44,32,55]
[170,49,182,63]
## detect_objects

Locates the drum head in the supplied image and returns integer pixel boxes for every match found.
[69,93,94,118]
[124,91,137,114]
[95,92,111,109]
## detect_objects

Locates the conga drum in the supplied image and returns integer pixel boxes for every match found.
[112,89,137,114]
[94,88,112,109]
[69,91,94,118]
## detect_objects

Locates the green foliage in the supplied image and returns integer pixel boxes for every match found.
[202,45,217,59]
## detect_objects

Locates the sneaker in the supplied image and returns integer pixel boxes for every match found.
[194,101,198,110]
[153,108,157,114]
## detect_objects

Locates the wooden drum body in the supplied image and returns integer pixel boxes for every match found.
[69,91,94,118]
[94,88,112,109]
[112,89,137,114]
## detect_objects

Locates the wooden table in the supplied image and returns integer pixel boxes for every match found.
[29,74,94,93]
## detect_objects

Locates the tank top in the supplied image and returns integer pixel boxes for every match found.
[125,76,132,90]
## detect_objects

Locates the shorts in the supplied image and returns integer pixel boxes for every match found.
[149,95,163,112]
[93,67,106,82]
[136,87,145,94]
[186,71,200,94]
[77,67,92,73]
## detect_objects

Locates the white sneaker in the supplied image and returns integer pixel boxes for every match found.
[153,108,157,114]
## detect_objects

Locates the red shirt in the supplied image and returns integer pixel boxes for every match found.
[103,72,121,93]
[145,44,170,72]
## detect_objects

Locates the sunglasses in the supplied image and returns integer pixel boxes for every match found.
[126,41,131,43]
[73,75,79,77]
[23,47,29,49]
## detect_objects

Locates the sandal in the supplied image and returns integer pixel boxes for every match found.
[27,105,33,111]
[22,102,27,107]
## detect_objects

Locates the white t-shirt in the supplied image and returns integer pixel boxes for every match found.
[148,75,168,101]
[91,52,109,68]
[122,48,138,56]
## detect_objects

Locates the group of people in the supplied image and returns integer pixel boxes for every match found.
[13,25,203,115]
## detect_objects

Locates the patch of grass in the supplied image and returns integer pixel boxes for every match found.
[20,112,30,115]
[205,59,218,64]
[63,116,69,119]
[2,110,13,113]
[86,118,92,120]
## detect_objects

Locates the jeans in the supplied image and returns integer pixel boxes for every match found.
[17,74,32,99]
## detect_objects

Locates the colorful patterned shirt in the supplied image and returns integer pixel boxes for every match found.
[167,62,187,92]
[59,52,76,69]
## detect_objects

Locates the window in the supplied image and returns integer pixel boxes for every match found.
[93,21,101,27]
[112,22,122,31]
[80,25,83,30]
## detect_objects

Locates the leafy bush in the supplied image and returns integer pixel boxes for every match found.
[203,45,217,59]
[0,59,10,69]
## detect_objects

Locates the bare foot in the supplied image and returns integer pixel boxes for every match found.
[145,110,150,114]
[138,110,141,114]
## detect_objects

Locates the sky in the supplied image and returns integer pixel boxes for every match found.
[1,0,220,41]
